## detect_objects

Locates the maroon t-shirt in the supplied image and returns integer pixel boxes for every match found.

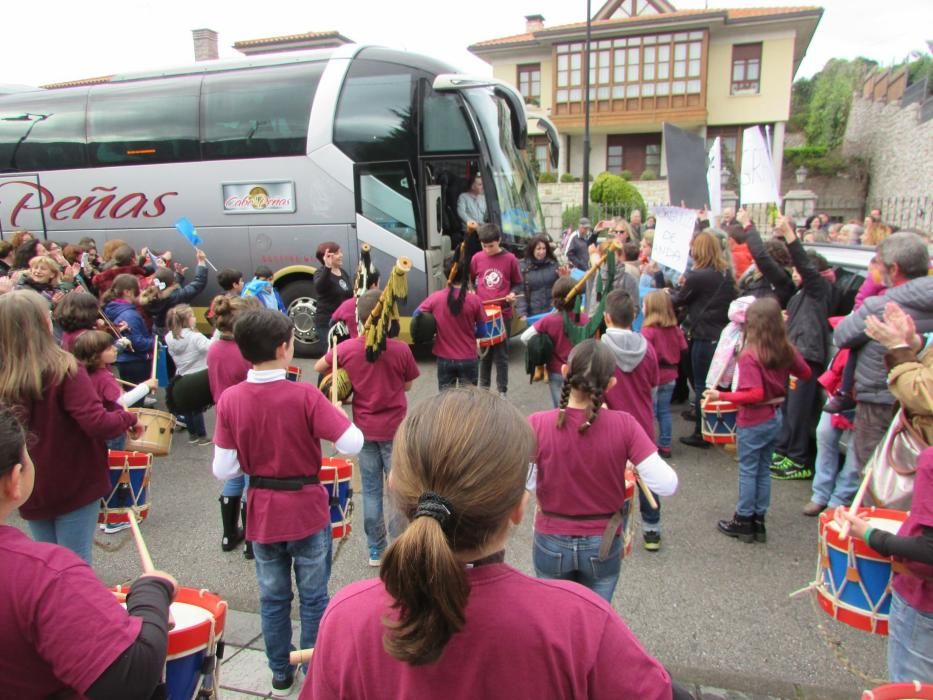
[88,366,124,413]
[470,250,522,320]
[530,408,656,536]
[206,338,251,402]
[603,344,660,438]
[721,348,811,428]
[324,337,419,442]
[533,312,588,375]
[60,329,89,353]
[0,526,142,698]
[302,563,671,700]
[19,368,138,521]
[893,448,933,612]
[641,325,687,385]
[418,288,486,361]
[331,297,359,339]
[214,378,352,543]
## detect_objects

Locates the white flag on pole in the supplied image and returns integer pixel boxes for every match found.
[707,136,722,217]
[740,126,780,205]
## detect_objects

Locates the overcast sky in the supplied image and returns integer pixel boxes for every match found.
[1,0,929,88]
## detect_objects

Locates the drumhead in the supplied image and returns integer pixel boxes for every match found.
[169,601,214,633]
[827,516,903,536]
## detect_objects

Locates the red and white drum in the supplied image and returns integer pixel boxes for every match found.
[477,305,506,348]
[815,506,907,635]
[321,457,353,539]
[862,682,933,700]
[701,399,738,445]
[113,585,227,700]
[100,450,152,525]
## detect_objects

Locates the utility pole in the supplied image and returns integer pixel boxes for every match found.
[582,0,592,217]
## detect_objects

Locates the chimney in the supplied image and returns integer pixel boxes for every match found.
[192,28,219,62]
[525,14,545,33]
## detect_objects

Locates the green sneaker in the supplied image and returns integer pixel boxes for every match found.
[771,458,812,480]
[769,453,788,471]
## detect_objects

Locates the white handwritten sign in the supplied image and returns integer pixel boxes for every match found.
[707,136,722,217]
[740,126,780,205]
[651,206,696,274]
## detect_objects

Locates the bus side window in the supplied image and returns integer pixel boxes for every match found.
[202,63,324,160]
[357,162,419,246]
[0,90,89,172]
[88,76,200,166]
[334,60,421,163]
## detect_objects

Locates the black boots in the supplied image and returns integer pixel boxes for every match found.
[242,501,254,560]
[752,514,766,543]
[220,496,244,552]
[717,513,754,543]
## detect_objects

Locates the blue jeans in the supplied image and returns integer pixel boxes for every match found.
[654,380,675,448]
[548,371,563,408]
[222,474,248,498]
[27,498,100,565]
[888,589,933,682]
[479,337,509,394]
[253,527,332,679]
[437,357,479,391]
[533,531,624,603]
[736,414,782,517]
[811,412,860,507]
[182,410,206,438]
[691,339,717,435]
[359,440,402,553]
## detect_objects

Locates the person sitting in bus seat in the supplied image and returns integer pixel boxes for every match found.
[457,172,487,233]
[241,266,287,314]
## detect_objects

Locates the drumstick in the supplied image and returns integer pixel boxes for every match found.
[149,337,159,382]
[635,475,659,510]
[839,465,873,539]
[289,648,314,665]
[115,377,141,389]
[482,293,525,305]
[331,335,339,407]
[128,510,155,574]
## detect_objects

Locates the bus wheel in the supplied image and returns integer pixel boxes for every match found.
[281,280,320,358]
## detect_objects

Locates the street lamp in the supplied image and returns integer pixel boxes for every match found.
[795,165,808,185]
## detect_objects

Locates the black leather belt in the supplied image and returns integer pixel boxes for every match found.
[250,476,320,491]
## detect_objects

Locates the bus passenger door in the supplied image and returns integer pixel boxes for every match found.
[353,162,428,312]
[0,173,47,239]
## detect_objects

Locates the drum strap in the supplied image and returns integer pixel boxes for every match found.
[250,476,321,491]
[540,509,625,561]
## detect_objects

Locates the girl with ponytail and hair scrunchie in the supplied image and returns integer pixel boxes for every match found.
[529,339,678,602]
[302,387,673,699]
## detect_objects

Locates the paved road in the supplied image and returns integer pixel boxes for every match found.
[12,343,888,696]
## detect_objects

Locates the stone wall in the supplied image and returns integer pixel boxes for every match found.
[843,94,933,231]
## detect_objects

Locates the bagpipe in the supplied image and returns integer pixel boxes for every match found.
[318,252,412,403]
[525,238,621,382]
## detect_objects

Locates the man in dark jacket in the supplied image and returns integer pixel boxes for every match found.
[767,218,836,479]
[834,231,933,471]
[562,218,593,273]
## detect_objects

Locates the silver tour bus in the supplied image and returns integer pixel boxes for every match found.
[0,44,555,355]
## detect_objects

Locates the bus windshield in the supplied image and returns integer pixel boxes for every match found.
[462,89,544,245]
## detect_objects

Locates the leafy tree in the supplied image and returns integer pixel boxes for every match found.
[804,57,876,149]
[588,172,646,218]
[788,76,812,133]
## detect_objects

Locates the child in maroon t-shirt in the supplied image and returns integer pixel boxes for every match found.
[704,297,811,543]
[601,290,664,552]
[417,256,486,391]
[315,290,420,567]
[641,291,688,459]
[530,340,677,603]
[519,276,586,408]
[469,224,522,397]
[302,387,674,700]
[212,308,364,696]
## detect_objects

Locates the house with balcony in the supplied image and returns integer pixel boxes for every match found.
[469,0,822,188]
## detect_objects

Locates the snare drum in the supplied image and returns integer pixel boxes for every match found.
[100,450,152,525]
[815,506,907,635]
[701,400,738,445]
[321,457,353,539]
[862,682,933,699]
[113,586,227,700]
[125,408,176,456]
[477,305,506,348]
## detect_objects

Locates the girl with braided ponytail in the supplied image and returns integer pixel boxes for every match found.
[529,339,678,602]
[301,387,672,699]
